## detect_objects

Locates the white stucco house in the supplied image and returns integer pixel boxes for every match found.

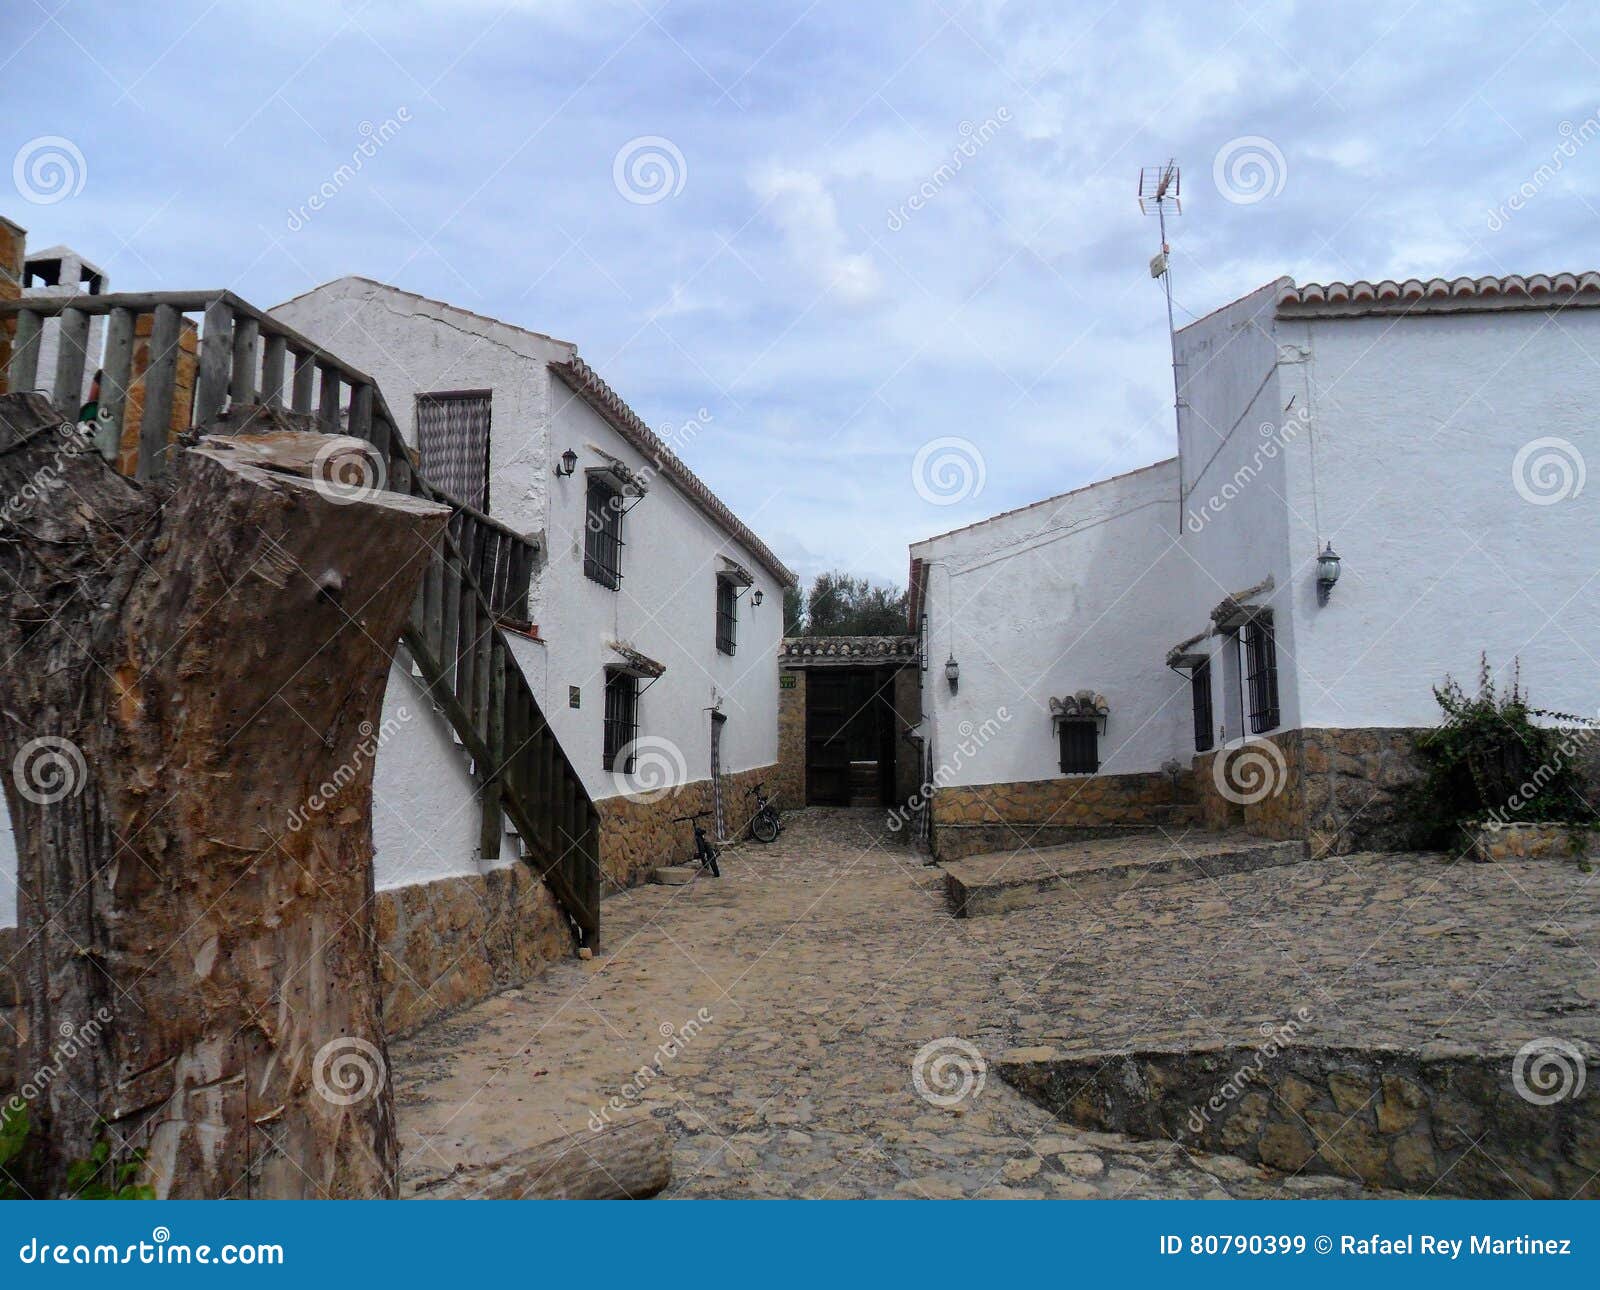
[911,270,1600,860]
[269,277,796,898]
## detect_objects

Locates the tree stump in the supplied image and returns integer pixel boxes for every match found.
[0,395,447,1198]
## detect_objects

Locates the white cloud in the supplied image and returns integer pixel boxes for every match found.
[751,166,884,309]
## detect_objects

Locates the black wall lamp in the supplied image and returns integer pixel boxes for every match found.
[751,589,764,607]
[554,448,578,478]
[1316,541,1341,604]
[944,653,960,693]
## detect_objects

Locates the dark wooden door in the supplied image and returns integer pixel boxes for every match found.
[806,668,896,806]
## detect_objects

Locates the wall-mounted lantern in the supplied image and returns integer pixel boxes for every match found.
[1316,541,1341,604]
[944,654,960,693]
[554,448,578,478]
[751,589,764,607]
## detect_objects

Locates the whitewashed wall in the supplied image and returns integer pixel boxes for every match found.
[1171,278,1300,743]
[271,276,568,540]
[912,459,1190,786]
[271,278,784,809]
[1280,307,1600,728]
[546,390,784,802]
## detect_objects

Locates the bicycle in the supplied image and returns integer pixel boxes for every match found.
[671,809,720,877]
[746,782,782,844]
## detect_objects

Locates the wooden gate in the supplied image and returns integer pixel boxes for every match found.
[805,667,895,806]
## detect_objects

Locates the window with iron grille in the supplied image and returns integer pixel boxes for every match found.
[715,578,737,655]
[602,670,637,771]
[1191,657,1215,752]
[584,476,624,589]
[1242,616,1280,733]
[1058,719,1099,775]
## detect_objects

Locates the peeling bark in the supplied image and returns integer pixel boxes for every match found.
[0,396,447,1198]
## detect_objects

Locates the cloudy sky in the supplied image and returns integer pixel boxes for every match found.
[6,0,1598,585]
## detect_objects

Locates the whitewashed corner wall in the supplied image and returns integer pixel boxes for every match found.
[912,458,1191,788]
[1281,307,1600,729]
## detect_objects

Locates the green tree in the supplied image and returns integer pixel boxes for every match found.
[795,570,907,637]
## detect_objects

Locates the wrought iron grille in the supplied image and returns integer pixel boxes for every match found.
[584,476,624,588]
[716,578,737,654]
[602,670,638,772]
[1243,616,1280,733]
[1191,657,1215,752]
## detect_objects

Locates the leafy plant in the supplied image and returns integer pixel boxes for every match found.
[64,1135,155,1200]
[0,1104,28,1200]
[1409,655,1598,854]
[0,1107,154,1200]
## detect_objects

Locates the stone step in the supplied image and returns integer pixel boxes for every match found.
[941,829,1309,918]
[648,864,704,886]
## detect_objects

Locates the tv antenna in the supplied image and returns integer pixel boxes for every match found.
[1139,161,1185,522]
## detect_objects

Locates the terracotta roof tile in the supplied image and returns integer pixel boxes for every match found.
[1277,271,1600,318]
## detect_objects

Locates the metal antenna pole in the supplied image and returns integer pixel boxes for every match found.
[1139,161,1183,529]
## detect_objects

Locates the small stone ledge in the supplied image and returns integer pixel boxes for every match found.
[1467,821,1594,863]
[996,1038,1599,1198]
[942,833,1309,918]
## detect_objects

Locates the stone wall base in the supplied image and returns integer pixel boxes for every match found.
[1468,821,1595,864]
[375,863,572,1036]
[999,1040,1599,1199]
[596,764,778,892]
[929,769,1197,862]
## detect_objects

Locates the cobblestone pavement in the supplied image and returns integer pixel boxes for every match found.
[394,808,1599,1199]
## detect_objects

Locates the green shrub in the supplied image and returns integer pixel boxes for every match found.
[0,1106,154,1200]
[1409,655,1596,850]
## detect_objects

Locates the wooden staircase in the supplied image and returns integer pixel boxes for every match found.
[0,290,601,946]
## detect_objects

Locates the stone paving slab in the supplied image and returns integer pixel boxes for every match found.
[393,808,1599,1199]
[941,829,1309,917]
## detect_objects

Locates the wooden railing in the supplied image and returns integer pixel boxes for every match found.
[0,291,601,944]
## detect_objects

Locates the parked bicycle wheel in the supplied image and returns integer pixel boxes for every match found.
[751,811,779,843]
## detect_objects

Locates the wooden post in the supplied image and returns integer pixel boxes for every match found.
[195,299,233,423]
[51,307,90,413]
[137,304,182,482]
[7,308,41,393]
[291,348,314,412]
[98,307,135,460]
[229,315,260,404]
[261,334,287,407]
